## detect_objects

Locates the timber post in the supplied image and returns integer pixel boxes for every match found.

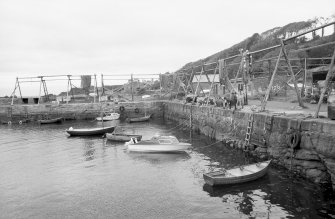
[314,47,335,118]
[261,49,283,111]
[280,40,304,108]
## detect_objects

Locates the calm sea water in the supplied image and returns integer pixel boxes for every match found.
[0,119,334,219]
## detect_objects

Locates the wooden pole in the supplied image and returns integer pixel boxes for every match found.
[233,49,244,89]
[94,74,99,102]
[186,67,195,93]
[301,58,307,97]
[261,49,283,111]
[159,73,162,98]
[206,62,218,106]
[101,74,105,97]
[224,60,238,93]
[194,63,204,96]
[11,78,18,105]
[314,47,335,118]
[66,76,70,104]
[17,79,23,100]
[280,40,304,108]
[38,77,42,104]
[131,74,134,101]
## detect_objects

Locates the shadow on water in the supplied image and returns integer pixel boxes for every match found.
[203,166,335,218]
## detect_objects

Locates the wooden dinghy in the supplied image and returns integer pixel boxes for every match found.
[203,160,271,186]
[66,126,115,136]
[126,114,151,123]
[105,133,142,142]
[38,117,63,124]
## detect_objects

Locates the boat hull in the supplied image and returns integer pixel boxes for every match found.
[66,126,115,136]
[203,160,271,186]
[127,142,191,153]
[38,117,63,124]
[127,115,151,123]
[106,133,142,142]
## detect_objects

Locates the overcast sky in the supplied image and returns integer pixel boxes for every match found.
[0,0,334,96]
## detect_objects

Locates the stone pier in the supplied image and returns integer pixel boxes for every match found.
[163,102,335,190]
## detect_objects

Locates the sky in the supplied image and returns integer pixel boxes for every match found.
[0,0,334,96]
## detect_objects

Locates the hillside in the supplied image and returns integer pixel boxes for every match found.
[176,15,335,80]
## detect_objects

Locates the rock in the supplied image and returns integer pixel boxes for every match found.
[293,160,326,170]
[294,149,320,161]
[305,169,330,184]
[323,158,335,175]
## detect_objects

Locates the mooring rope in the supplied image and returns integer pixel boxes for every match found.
[165,121,188,132]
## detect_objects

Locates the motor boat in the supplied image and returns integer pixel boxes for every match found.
[126,135,191,153]
[96,113,120,121]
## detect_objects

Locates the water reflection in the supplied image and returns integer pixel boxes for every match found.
[127,152,191,164]
[83,141,95,161]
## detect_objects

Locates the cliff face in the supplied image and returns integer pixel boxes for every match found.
[177,15,335,77]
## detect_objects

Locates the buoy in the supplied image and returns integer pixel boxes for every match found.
[8,121,12,125]
[19,120,23,125]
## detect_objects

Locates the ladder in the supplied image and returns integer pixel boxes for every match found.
[244,113,254,146]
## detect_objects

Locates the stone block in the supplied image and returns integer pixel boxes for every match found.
[272,116,289,132]
[322,120,335,135]
[300,132,319,150]
[301,119,323,132]
[315,133,335,159]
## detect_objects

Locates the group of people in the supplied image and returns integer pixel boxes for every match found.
[185,91,241,110]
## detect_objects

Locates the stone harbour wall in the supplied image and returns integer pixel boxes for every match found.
[0,101,164,124]
[163,102,335,190]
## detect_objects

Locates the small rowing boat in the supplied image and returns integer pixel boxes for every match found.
[126,135,191,153]
[38,117,63,124]
[126,114,151,123]
[66,126,116,136]
[96,113,120,121]
[105,133,142,142]
[203,160,271,186]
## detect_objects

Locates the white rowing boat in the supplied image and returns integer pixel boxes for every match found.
[203,160,271,186]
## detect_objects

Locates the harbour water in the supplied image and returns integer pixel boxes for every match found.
[0,119,334,219]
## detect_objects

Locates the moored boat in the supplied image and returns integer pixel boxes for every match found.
[105,133,142,142]
[96,113,120,121]
[126,135,191,153]
[203,160,271,186]
[126,114,151,123]
[66,126,116,136]
[38,117,63,124]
